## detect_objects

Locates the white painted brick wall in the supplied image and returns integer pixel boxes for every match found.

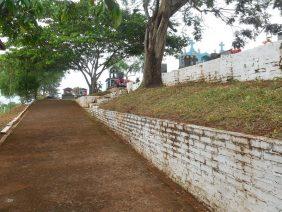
[91,106,282,212]
[162,41,282,85]
[76,96,97,108]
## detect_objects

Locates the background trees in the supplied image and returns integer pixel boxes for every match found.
[40,0,186,94]
[122,0,282,88]
[0,48,65,102]
[52,3,146,93]
[4,0,277,96]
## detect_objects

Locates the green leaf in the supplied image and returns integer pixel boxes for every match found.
[21,0,31,7]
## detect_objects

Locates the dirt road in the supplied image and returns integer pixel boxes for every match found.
[0,100,206,211]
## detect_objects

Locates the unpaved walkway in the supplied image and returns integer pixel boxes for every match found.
[0,100,207,211]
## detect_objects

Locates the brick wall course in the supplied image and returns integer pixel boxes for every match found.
[90,107,282,211]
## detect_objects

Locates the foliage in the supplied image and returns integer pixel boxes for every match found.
[119,1,282,88]
[39,0,186,93]
[124,0,282,48]
[0,0,122,49]
[0,0,43,50]
[0,66,39,102]
[0,0,43,38]
[0,52,65,102]
[48,3,146,93]
[1,0,188,94]
[111,56,144,79]
[0,102,18,114]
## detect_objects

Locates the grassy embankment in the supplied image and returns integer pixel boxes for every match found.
[0,104,25,130]
[101,80,282,139]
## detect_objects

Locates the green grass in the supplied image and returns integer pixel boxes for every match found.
[0,102,18,114]
[0,104,25,130]
[101,80,282,139]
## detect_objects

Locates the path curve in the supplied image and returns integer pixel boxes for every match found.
[0,100,206,211]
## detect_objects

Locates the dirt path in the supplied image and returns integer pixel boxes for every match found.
[0,100,207,211]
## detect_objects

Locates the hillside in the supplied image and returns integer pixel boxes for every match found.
[101,80,282,139]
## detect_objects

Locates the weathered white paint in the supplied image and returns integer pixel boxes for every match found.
[76,93,119,108]
[132,81,141,91]
[126,81,134,93]
[162,41,282,85]
[76,96,97,108]
[91,107,282,212]
[127,81,141,93]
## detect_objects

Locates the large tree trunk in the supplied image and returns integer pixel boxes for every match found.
[88,84,94,95]
[143,3,171,88]
[89,77,99,94]
[0,39,5,50]
[143,0,189,88]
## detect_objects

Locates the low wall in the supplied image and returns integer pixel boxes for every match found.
[91,107,282,212]
[162,41,282,85]
[76,96,97,108]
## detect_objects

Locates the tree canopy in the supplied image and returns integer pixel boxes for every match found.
[0,0,187,98]
[121,0,282,87]
[0,52,65,102]
[1,0,280,98]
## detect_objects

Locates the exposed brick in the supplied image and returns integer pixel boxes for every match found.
[264,153,282,163]
[251,139,272,150]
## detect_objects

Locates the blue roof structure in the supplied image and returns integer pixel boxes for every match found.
[183,39,209,61]
[179,39,225,68]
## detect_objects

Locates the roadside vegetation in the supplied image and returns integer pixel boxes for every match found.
[0,103,25,130]
[0,102,17,114]
[101,80,282,139]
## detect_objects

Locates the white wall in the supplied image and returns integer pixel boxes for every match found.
[91,107,282,212]
[162,41,282,85]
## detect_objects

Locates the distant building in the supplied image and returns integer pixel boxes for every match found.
[62,87,75,100]
[73,87,87,97]
[63,87,73,94]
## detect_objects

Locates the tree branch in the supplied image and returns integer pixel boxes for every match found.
[171,0,190,16]
[143,0,150,18]
[71,61,91,86]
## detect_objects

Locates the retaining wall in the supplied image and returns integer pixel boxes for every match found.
[162,41,282,86]
[76,96,97,108]
[91,107,282,212]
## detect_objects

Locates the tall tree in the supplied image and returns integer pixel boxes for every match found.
[45,0,186,94]
[0,43,68,102]
[52,4,146,93]
[123,0,281,87]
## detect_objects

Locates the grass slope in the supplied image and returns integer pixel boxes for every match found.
[101,80,282,139]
